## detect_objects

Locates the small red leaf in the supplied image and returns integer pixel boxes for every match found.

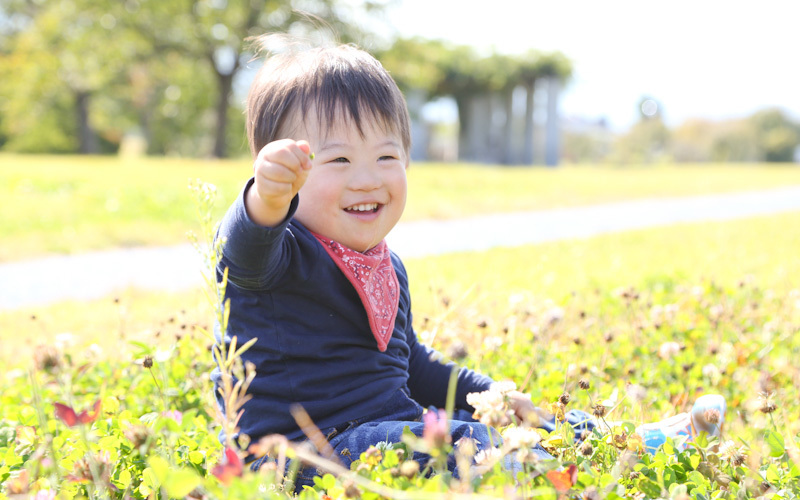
[76,400,102,424]
[211,447,243,485]
[546,464,578,493]
[54,403,78,427]
[54,400,101,427]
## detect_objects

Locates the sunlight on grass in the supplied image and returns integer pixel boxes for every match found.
[3,211,798,366]
[2,153,800,261]
[3,210,799,498]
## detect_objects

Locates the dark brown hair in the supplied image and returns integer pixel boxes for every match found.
[246,36,411,158]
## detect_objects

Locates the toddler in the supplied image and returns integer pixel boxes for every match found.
[211,37,723,489]
[210,38,571,487]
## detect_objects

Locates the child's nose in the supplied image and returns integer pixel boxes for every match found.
[348,163,382,191]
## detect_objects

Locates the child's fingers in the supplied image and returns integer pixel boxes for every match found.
[255,140,311,181]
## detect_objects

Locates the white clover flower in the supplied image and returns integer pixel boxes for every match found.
[658,341,681,360]
[544,306,564,326]
[54,332,77,349]
[501,426,541,450]
[625,384,647,405]
[702,363,721,382]
[467,389,512,428]
[483,336,504,350]
[490,381,517,395]
[474,446,502,466]
[708,304,724,320]
[650,305,664,323]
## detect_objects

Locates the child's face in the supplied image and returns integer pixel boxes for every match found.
[293,111,408,252]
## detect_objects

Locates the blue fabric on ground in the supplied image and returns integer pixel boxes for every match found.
[252,388,557,492]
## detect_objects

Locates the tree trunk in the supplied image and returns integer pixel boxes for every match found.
[405,89,429,161]
[212,71,234,158]
[522,80,536,165]
[501,88,514,165]
[76,90,98,154]
[455,94,472,161]
[470,94,491,163]
[544,77,561,167]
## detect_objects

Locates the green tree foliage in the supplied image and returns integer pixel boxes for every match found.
[0,0,376,157]
[598,100,799,165]
[125,0,367,158]
[749,108,800,162]
[0,0,130,153]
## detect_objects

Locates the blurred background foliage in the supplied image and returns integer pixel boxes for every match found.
[1,0,798,163]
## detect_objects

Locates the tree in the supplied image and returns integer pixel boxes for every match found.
[608,96,670,164]
[127,0,374,158]
[0,0,128,153]
[0,0,383,157]
[748,108,800,162]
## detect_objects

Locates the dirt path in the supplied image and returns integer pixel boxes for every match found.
[2,186,800,311]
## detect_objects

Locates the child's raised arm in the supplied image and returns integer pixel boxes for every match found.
[246,139,313,227]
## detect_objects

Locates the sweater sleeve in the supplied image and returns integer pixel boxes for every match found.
[406,321,495,411]
[215,178,300,290]
[395,253,495,410]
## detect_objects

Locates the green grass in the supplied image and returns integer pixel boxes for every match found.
[2,153,800,261]
[2,210,799,498]
[3,210,798,367]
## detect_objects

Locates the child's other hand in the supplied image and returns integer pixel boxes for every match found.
[247,139,313,227]
[507,391,551,426]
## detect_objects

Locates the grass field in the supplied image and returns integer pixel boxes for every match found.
[2,153,800,261]
[2,210,799,498]
[3,210,798,366]
[2,158,800,499]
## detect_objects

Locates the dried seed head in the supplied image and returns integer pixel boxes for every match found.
[124,425,152,451]
[142,355,154,369]
[343,480,361,498]
[592,404,607,418]
[559,392,571,405]
[399,460,420,479]
[704,409,720,424]
[33,345,62,373]
[579,439,593,457]
[760,400,777,414]
[579,379,591,390]
[612,432,628,449]
[446,341,469,360]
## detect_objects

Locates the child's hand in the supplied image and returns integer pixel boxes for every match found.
[507,391,551,426]
[246,139,313,227]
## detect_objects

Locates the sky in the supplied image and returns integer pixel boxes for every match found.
[382,0,800,131]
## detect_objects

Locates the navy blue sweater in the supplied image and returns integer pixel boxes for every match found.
[211,180,494,443]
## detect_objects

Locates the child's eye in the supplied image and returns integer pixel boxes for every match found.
[331,157,349,163]
[379,155,397,161]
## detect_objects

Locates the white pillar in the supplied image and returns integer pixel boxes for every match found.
[544,77,561,167]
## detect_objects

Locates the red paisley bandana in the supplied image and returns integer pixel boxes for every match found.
[311,233,400,352]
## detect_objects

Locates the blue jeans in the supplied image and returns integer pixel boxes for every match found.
[253,388,592,491]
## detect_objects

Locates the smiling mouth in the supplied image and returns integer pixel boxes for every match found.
[344,203,380,213]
